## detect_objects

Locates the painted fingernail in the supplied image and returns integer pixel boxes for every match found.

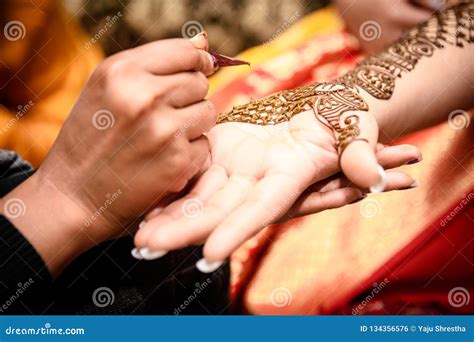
[406,156,423,165]
[131,248,143,260]
[138,220,146,229]
[208,51,250,68]
[196,258,223,273]
[370,165,387,193]
[139,247,168,260]
[350,193,367,204]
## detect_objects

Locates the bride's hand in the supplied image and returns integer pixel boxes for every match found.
[134,105,420,267]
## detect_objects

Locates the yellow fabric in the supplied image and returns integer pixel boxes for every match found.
[209,7,345,96]
[0,0,103,167]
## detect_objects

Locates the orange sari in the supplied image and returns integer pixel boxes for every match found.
[209,6,474,315]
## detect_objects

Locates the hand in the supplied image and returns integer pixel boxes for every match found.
[334,0,434,53]
[134,106,420,267]
[1,35,216,276]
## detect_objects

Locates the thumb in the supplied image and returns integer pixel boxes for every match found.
[339,112,387,193]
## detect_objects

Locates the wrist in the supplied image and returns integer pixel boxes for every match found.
[0,171,94,277]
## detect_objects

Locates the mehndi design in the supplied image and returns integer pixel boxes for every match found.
[217,2,473,153]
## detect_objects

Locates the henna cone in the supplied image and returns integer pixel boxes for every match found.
[209,51,250,68]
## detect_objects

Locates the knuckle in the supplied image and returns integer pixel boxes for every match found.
[94,57,132,84]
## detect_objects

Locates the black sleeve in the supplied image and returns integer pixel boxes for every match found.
[0,150,53,314]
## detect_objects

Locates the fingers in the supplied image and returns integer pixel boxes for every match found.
[375,144,422,169]
[174,100,217,139]
[202,174,301,263]
[286,187,363,219]
[287,170,416,219]
[134,164,228,248]
[398,1,433,27]
[144,175,254,252]
[164,71,210,108]
[189,31,209,51]
[131,38,216,76]
[339,113,385,192]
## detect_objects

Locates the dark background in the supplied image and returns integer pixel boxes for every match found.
[64,0,329,56]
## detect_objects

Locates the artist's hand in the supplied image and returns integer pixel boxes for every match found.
[1,35,216,276]
[134,108,420,269]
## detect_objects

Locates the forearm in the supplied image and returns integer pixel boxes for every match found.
[339,2,474,142]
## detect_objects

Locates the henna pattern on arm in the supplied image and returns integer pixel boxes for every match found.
[216,2,474,152]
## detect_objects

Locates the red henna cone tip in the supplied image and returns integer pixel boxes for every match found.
[209,51,250,68]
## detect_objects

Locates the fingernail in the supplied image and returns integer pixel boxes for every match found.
[208,53,218,70]
[196,258,223,273]
[350,193,367,204]
[398,180,418,190]
[208,51,250,68]
[370,165,387,193]
[139,247,168,260]
[406,156,423,165]
[145,207,164,221]
[131,248,143,260]
[138,220,146,229]
[428,0,444,10]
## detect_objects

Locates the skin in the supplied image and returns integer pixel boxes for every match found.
[0,36,217,277]
[333,0,434,53]
[135,31,473,264]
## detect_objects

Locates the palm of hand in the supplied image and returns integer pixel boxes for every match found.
[135,110,341,261]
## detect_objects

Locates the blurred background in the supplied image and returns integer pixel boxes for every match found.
[63,0,329,56]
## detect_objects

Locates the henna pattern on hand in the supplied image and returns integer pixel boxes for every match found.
[217,2,473,153]
[338,1,474,99]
